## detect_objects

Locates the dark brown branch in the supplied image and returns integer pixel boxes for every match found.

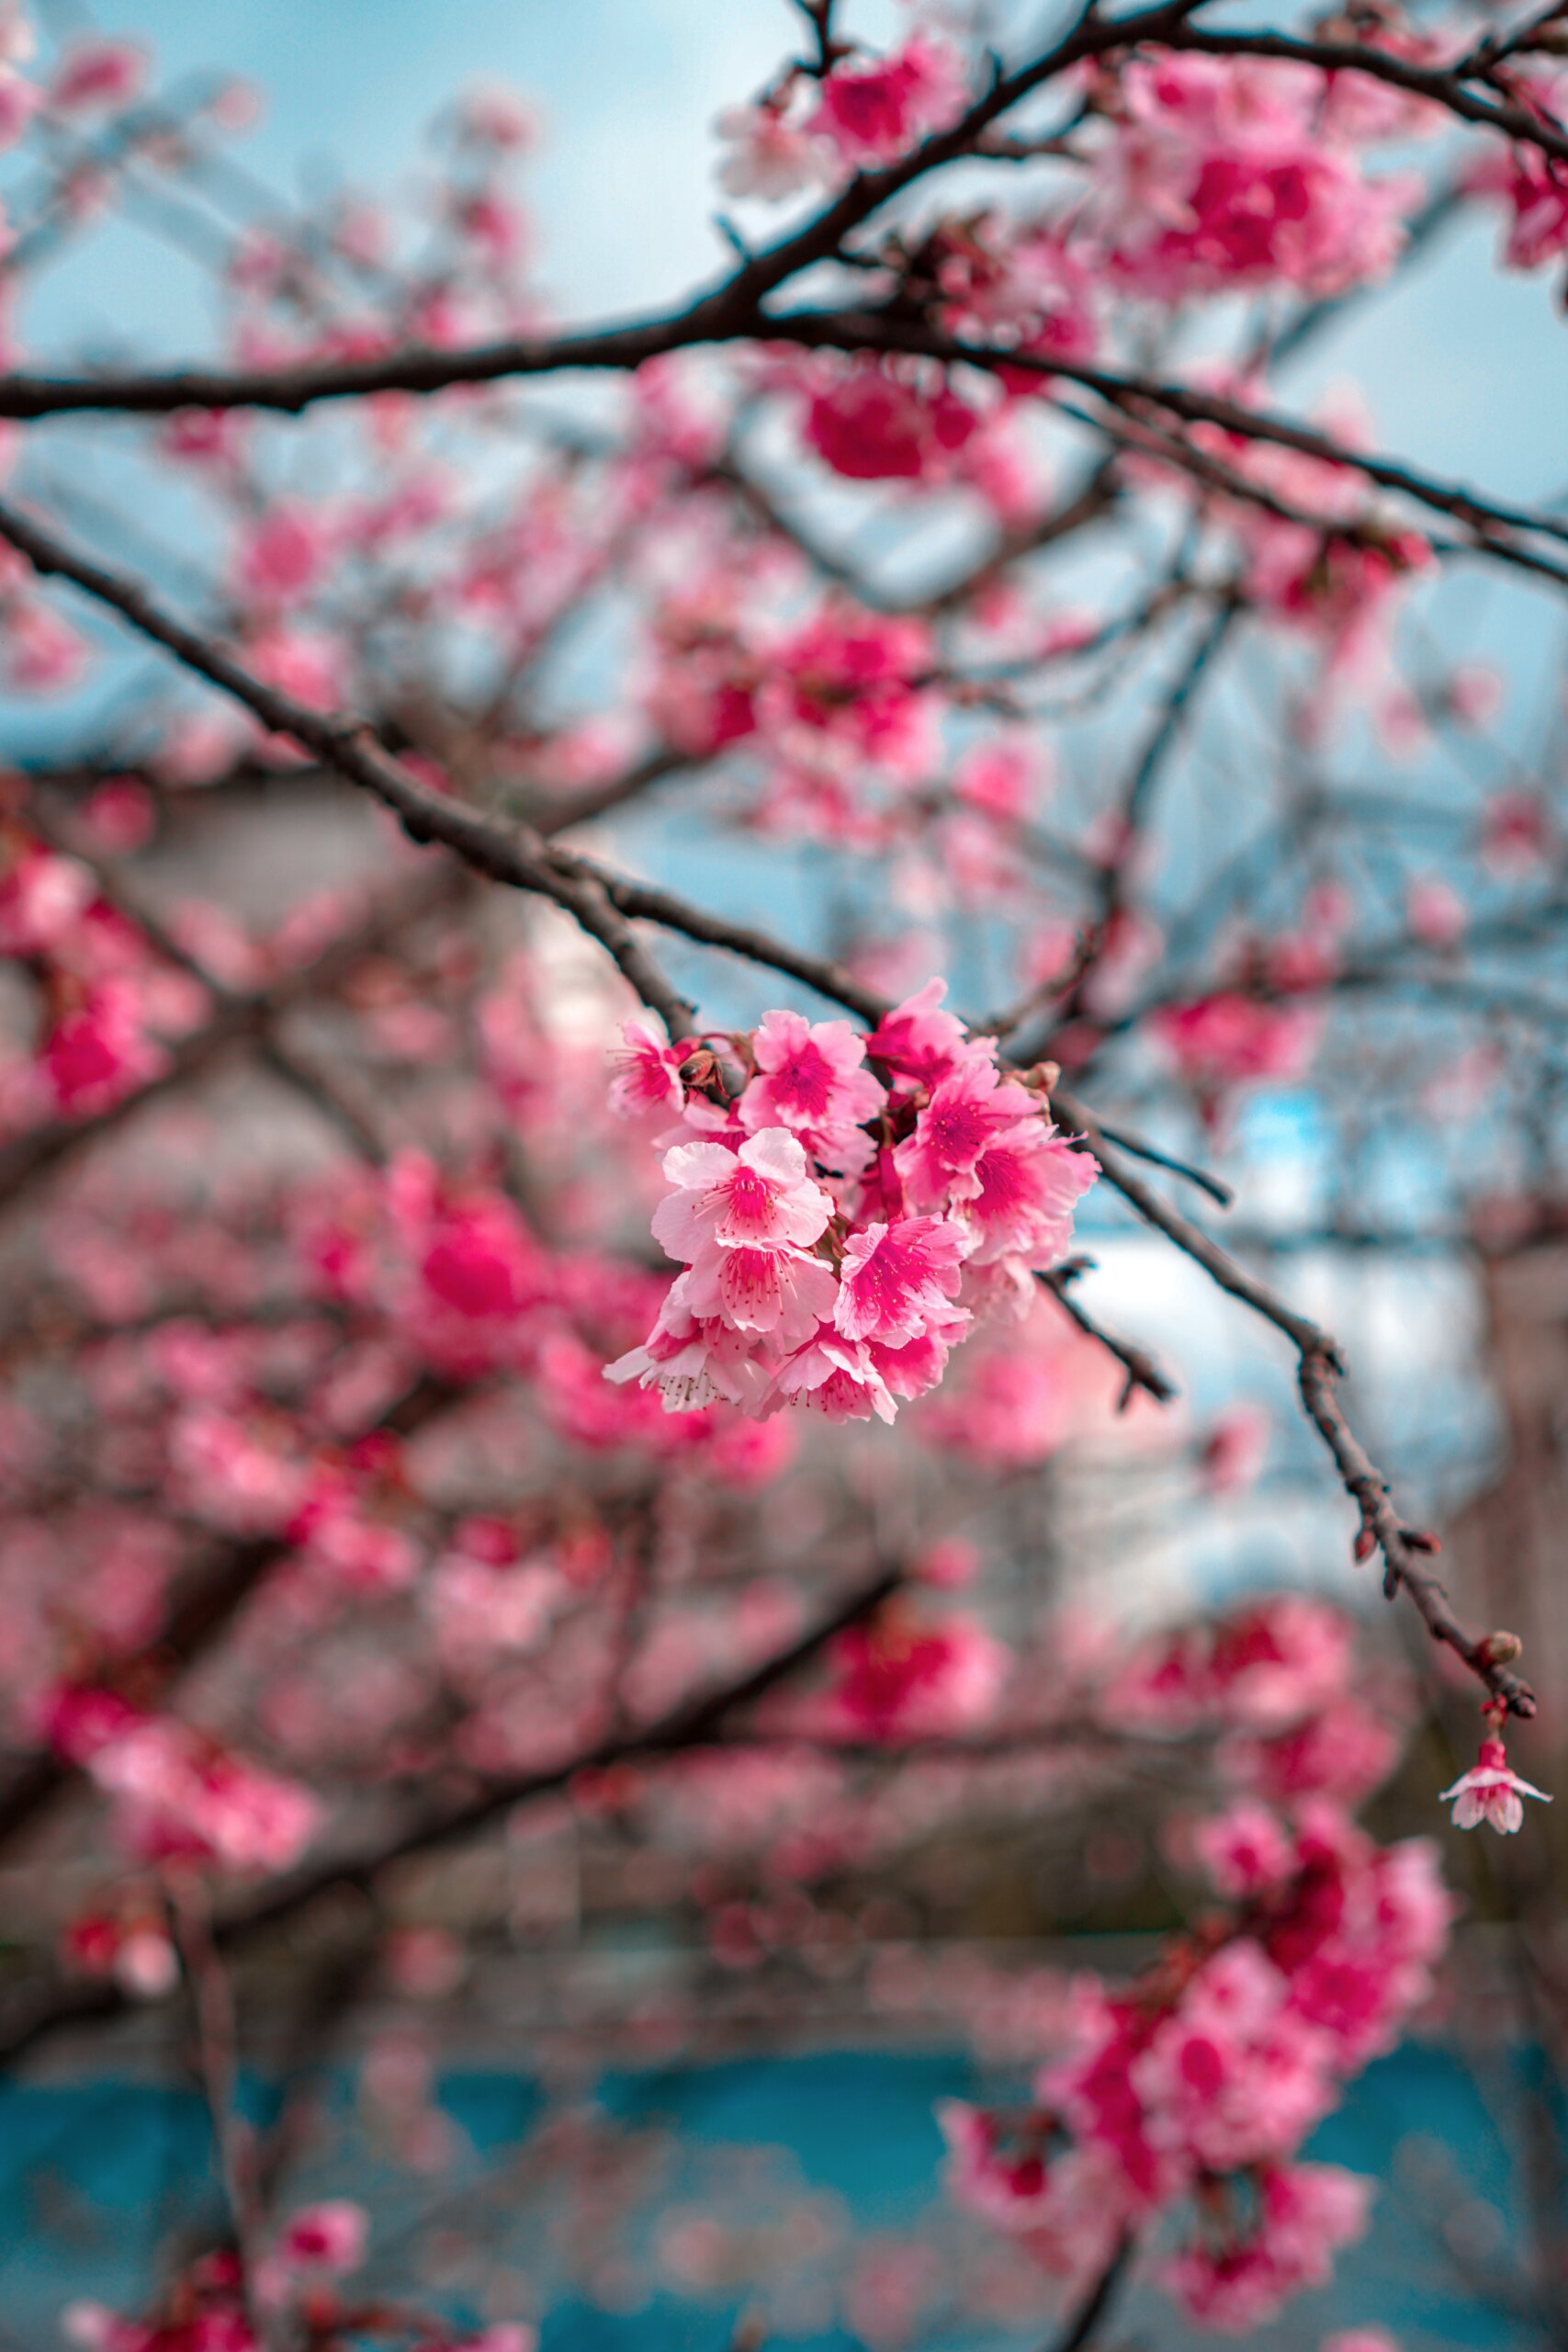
[1083,1124,1234,1210]
[0,492,700,1043]
[0,0,1210,420]
[0,8,1564,427]
[1052,1084,1539,1720]
[1168,22,1568,160]
[1043,2230,1135,2352]
[1038,1263,1177,1407]
[769,317,1568,584]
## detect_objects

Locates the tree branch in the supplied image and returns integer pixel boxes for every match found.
[0,493,1537,1728]
[1052,1084,1539,1720]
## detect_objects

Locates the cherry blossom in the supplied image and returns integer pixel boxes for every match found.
[739,1008,886,1157]
[807,38,967,166]
[1440,1734,1552,1834]
[834,1216,967,1346]
[716,98,827,200]
[652,1127,836,1259]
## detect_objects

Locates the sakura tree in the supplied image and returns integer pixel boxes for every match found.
[0,0,1565,2344]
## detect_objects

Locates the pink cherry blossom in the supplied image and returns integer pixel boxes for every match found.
[805,358,982,483]
[1092,54,1416,300]
[715,99,826,200]
[1405,875,1467,949]
[834,1216,967,1346]
[1481,786,1551,874]
[41,982,166,1115]
[894,1048,1038,1208]
[1164,2161,1372,2326]
[1440,1736,1551,1833]
[763,606,936,775]
[1133,1939,1338,2170]
[675,1236,839,1343]
[235,503,328,605]
[604,1289,776,1415]
[1192,1799,1296,1897]
[863,978,968,1087]
[5,599,88,693]
[276,2199,367,2275]
[951,1116,1098,1269]
[1154,991,1323,1093]
[609,1015,688,1118]
[739,1009,885,1152]
[824,1605,1006,1736]
[768,1330,898,1424]
[51,39,145,113]
[808,39,967,166]
[87,1718,321,1874]
[1200,1402,1270,1494]
[652,1126,835,1261]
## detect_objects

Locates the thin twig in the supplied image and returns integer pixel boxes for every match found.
[1038,1263,1176,1407]
[1043,2230,1135,2352]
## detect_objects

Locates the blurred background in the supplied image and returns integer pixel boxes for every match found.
[0,2,1566,2347]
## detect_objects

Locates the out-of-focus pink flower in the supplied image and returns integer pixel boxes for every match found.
[826,1605,1006,1738]
[87,1717,321,1874]
[716,99,826,199]
[5,600,88,694]
[808,39,967,165]
[1481,786,1552,875]
[246,625,345,717]
[80,777,157,854]
[41,982,165,1115]
[0,846,93,953]
[1405,875,1466,949]
[608,1015,688,1119]
[1091,54,1416,300]
[1200,1402,1270,1494]
[1191,1800,1297,1898]
[1163,2160,1372,2326]
[235,503,328,606]
[276,2199,368,2276]
[51,39,145,113]
[1154,991,1322,1094]
[456,81,536,149]
[764,605,936,774]
[805,358,981,483]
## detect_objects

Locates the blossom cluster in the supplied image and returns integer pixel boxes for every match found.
[1089,53,1427,300]
[606,983,1098,1423]
[942,1595,1454,2333]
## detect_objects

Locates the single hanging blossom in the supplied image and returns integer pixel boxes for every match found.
[1440,1735,1551,1834]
